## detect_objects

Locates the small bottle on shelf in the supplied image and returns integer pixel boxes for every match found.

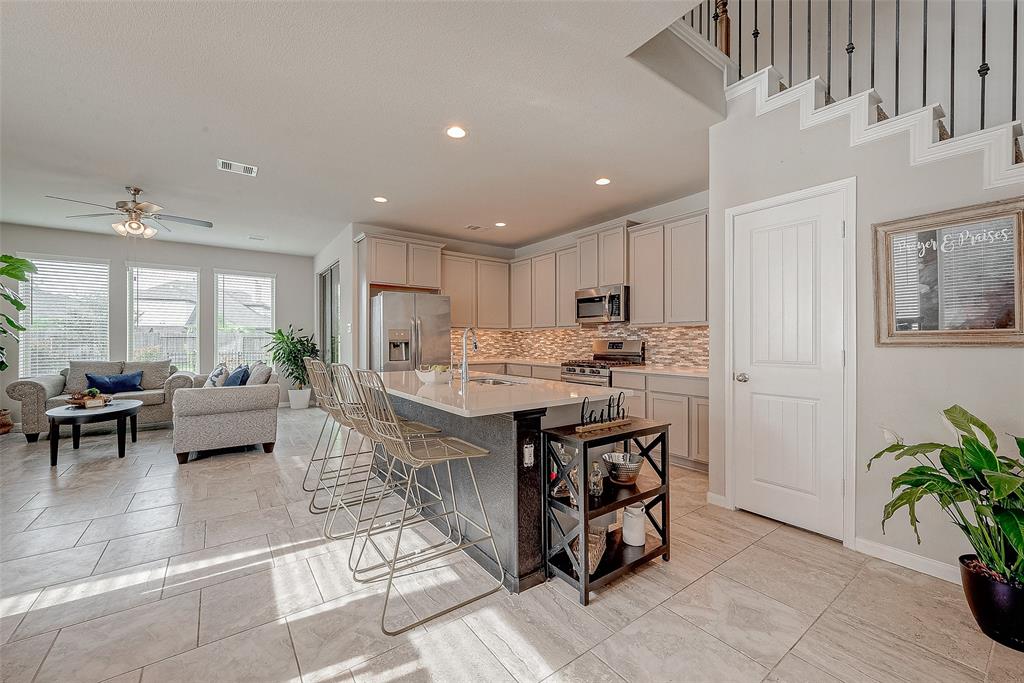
[588,461,604,497]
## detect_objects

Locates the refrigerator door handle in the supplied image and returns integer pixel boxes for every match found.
[415,317,423,368]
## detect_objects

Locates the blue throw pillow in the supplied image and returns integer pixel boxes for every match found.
[223,365,250,387]
[86,371,144,394]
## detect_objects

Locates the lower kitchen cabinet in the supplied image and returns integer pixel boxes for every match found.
[689,397,710,463]
[472,363,505,374]
[647,392,690,461]
[623,390,647,420]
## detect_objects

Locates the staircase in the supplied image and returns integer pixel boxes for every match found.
[673,0,1024,190]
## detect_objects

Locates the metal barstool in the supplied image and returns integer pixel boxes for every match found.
[350,368,504,635]
[321,363,440,540]
[300,357,339,494]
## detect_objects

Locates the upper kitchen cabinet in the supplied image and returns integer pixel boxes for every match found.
[555,247,578,327]
[476,259,510,329]
[440,253,477,328]
[664,214,708,323]
[365,236,443,288]
[510,259,533,328]
[408,243,442,289]
[598,225,626,286]
[531,252,557,328]
[576,234,599,289]
[628,225,666,325]
[367,237,409,285]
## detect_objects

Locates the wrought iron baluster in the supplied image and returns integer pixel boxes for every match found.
[827,0,832,101]
[713,2,720,48]
[699,3,703,35]
[753,0,760,72]
[979,0,988,129]
[950,0,955,135]
[1013,0,1018,121]
[708,0,713,41]
[847,0,855,97]
[922,0,928,107]
[895,0,901,115]
[739,0,743,77]
[771,0,775,67]
[871,0,876,88]
[789,0,794,85]
[807,0,812,81]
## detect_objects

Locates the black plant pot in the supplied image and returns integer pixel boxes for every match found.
[959,554,1024,652]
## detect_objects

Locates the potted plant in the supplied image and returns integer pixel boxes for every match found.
[1,254,37,373]
[869,405,1024,651]
[265,325,319,409]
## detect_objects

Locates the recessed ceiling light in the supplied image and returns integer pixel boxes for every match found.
[445,126,467,139]
[373,196,388,203]
[248,235,266,241]
[494,222,506,227]
[595,178,611,186]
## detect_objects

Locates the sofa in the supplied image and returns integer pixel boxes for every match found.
[6,360,194,442]
[171,372,280,464]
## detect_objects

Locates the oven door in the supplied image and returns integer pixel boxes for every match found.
[561,372,610,386]
[575,290,610,323]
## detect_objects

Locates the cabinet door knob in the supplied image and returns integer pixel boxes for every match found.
[734,372,750,383]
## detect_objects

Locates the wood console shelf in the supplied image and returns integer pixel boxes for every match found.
[541,418,671,605]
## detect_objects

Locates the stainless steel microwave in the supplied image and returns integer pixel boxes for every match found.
[575,285,629,324]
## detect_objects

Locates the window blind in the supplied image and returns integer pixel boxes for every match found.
[215,271,275,367]
[18,256,110,377]
[128,266,200,372]
[938,219,1017,330]
[891,233,921,327]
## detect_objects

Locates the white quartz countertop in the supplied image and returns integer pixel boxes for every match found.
[380,371,633,418]
[461,357,708,378]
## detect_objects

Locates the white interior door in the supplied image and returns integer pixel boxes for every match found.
[732,189,847,539]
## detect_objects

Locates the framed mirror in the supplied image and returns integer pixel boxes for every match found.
[873,197,1024,346]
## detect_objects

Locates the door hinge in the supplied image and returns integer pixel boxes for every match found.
[841,349,846,366]
[841,220,847,238]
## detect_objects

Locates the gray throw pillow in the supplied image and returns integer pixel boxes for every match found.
[247,361,272,385]
[66,361,124,394]
[204,365,230,387]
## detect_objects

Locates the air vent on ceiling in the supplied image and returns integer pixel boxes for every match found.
[217,159,258,177]
[464,224,488,231]
[247,235,266,241]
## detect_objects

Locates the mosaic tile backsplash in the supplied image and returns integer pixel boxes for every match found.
[450,324,709,367]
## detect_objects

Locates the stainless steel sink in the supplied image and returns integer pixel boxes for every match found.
[469,378,521,386]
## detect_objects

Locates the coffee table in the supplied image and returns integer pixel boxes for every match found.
[45,399,144,466]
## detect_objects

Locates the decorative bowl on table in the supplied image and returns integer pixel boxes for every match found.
[603,451,644,485]
[415,365,452,384]
[65,392,113,408]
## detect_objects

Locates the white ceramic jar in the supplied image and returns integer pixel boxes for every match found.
[622,502,646,546]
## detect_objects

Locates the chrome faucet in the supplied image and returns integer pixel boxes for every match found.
[460,327,478,382]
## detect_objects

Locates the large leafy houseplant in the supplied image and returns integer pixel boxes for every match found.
[869,405,1024,650]
[264,325,319,388]
[0,255,37,372]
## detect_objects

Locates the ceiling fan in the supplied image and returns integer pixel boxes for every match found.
[46,186,213,239]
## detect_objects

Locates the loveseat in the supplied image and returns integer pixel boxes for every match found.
[6,360,193,442]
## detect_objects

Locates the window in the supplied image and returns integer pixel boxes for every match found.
[215,271,275,367]
[128,265,200,372]
[18,255,109,377]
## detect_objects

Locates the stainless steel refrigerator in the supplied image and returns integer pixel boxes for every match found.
[369,292,452,372]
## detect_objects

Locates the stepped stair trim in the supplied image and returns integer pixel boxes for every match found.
[725,66,1024,190]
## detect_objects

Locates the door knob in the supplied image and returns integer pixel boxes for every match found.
[735,372,750,383]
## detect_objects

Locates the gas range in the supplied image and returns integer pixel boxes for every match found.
[560,339,645,386]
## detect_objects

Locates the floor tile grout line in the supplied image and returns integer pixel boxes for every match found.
[284,617,305,681]
[27,629,59,683]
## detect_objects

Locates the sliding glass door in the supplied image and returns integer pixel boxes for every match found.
[318,262,341,363]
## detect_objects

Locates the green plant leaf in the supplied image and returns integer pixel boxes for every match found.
[993,507,1024,558]
[944,405,999,453]
[2,313,25,332]
[0,289,26,312]
[0,254,36,281]
[983,471,1024,500]
[939,447,977,483]
[882,487,927,542]
[890,466,954,493]
[1015,435,1024,459]
[963,437,999,474]
[867,442,905,471]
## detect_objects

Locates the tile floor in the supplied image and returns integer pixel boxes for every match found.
[1,408,1021,683]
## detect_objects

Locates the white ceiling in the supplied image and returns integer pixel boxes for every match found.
[0,1,713,256]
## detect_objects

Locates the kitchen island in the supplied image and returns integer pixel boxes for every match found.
[378,370,633,593]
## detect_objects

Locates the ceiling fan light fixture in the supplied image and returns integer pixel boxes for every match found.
[112,221,128,236]
[142,225,158,239]
[124,219,146,235]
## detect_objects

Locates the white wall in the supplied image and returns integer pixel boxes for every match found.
[707,89,1024,571]
[0,223,315,414]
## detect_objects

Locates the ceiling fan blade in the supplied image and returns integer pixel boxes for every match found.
[134,201,163,214]
[152,214,213,228]
[150,218,172,233]
[66,212,122,219]
[45,195,117,210]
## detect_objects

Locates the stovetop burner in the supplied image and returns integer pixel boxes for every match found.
[561,359,643,368]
